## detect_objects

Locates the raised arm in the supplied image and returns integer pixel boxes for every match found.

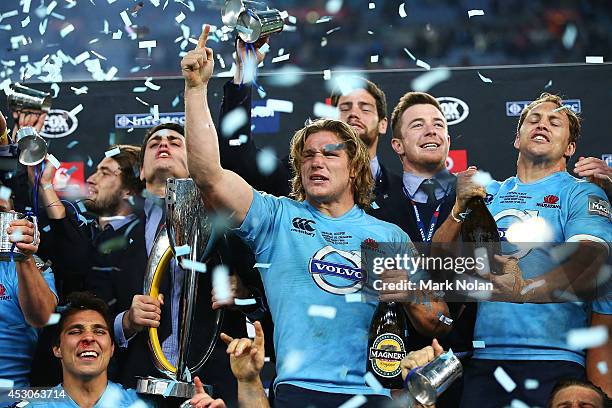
[181,25,253,225]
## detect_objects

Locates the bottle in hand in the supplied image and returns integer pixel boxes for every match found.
[461,196,502,275]
[367,301,408,389]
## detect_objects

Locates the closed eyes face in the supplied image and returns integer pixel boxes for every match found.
[337,89,387,148]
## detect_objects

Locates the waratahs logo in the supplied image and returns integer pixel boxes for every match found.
[0,283,12,301]
[309,246,364,295]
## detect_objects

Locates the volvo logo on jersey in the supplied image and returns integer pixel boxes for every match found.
[309,246,364,295]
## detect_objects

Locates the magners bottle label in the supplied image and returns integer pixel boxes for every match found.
[368,333,406,378]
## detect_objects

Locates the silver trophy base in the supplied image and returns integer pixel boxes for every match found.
[136,377,213,399]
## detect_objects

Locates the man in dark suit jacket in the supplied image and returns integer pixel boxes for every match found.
[218,39,398,200]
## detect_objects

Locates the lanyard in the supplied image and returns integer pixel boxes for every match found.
[402,186,442,243]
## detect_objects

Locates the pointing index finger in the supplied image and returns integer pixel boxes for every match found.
[198,24,210,49]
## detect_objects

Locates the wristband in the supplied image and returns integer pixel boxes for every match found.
[450,207,464,223]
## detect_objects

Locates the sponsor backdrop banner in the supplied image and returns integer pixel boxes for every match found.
[3,63,610,184]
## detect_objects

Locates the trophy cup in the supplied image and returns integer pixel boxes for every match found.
[407,351,463,406]
[137,178,221,401]
[221,0,284,43]
[16,127,48,166]
[0,211,38,261]
[7,83,52,113]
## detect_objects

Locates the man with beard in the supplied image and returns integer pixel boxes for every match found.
[87,123,255,405]
[218,39,396,199]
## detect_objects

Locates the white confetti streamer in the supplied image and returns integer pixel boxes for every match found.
[139,40,157,49]
[398,3,407,18]
[90,50,107,61]
[105,66,118,81]
[271,54,290,63]
[370,55,379,63]
[280,350,304,374]
[221,107,247,137]
[566,325,608,350]
[119,11,132,27]
[175,12,185,23]
[323,69,331,80]
[46,1,57,15]
[144,78,160,91]
[368,2,375,10]
[364,372,383,392]
[253,263,271,269]
[411,68,451,92]
[46,313,61,326]
[313,102,339,119]
[325,0,343,14]
[472,340,485,349]
[234,298,257,306]
[69,104,83,116]
[524,379,539,390]
[510,400,529,408]
[60,24,74,37]
[135,96,149,106]
[46,154,60,169]
[344,293,362,303]
[562,24,577,49]
[338,395,367,408]
[307,305,337,319]
[22,0,32,13]
[0,378,15,388]
[415,59,431,70]
[316,16,332,24]
[74,51,90,64]
[0,186,11,201]
[370,201,379,210]
[494,366,516,393]
[180,259,207,273]
[467,9,484,18]
[597,361,608,374]
[585,56,604,64]
[259,43,270,54]
[112,30,123,40]
[1,10,19,19]
[151,105,159,121]
[472,170,493,187]
[105,147,121,158]
[477,72,493,83]
[403,48,416,60]
[174,245,190,257]
[267,99,293,113]
[213,265,231,303]
[21,16,30,28]
[256,148,278,176]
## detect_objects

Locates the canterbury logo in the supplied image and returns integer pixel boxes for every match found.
[292,217,316,232]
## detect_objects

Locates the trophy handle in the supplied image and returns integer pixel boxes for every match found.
[148,244,177,376]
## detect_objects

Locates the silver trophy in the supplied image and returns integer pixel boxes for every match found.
[407,352,463,406]
[16,127,48,166]
[7,83,51,113]
[0,211,38,261]
[222,0,284,43]
[137,178,219,399]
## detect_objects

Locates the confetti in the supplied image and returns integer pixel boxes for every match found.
[42,225,51,232]
[315,16,332,24]
[151,105,159,121]
[258,43,270,54]
[411,68,451,92]
[398,3,407,18]
[171,95,180,107]
[46,313,61,326]
[181,259,207,273]
[370,55,379,63]
[524,379,539,390]
[494,366,516,392]
[71,86,88,95]
[112,30,123,40]
[510,400,529,408]
[368,3,375,10]
[472,340,485,349]
[46,154,60,169]
[60,24,74,37]
[307,305,337,319]
[234,298,257,306]
[119,11,132,27]
[267,99,293,113]
[585,56,604,64]
[69,104,83,116]
[74,51,90,65]
[16,400,29,407]
[597,361,608,374]
[162,380,176,397]
[566,325,608,350]
[256,148,278,176]
[370,201,379,209]
[364,372,383,392]
[135,96,149,106]
[415,59,431,70]
[325,0,343,14]
[467,9,484,18]
[253,263,271,269]
[22,0,32,13]
[91,50,107,61]
[21,16,30,28]
[105,147,121,157]
[213,265,231,303]
[338,395,367,408]
[313,102,339,119]
[265,65,305,87]
[323,69,331,80]
[545,79,553,89]
[0,379,15,388]
[46,1,57,15]
[280,350,304,374]
[174,244,190,257]
[139,40,157,49]
[271,54,290,63]
[221,107,247,137]
[477,72,492,83]
[0,186,12,201]
[344,293,363,303]
[562,24,577,49]
[472,170,493,187]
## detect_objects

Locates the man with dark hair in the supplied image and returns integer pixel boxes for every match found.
[432,92,612,407]
[217,40,396,200]
[547,379,610,408]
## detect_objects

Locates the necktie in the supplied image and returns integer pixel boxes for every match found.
[420,179,437,207]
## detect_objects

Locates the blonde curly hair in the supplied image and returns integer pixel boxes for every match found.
[289,119,374,209]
